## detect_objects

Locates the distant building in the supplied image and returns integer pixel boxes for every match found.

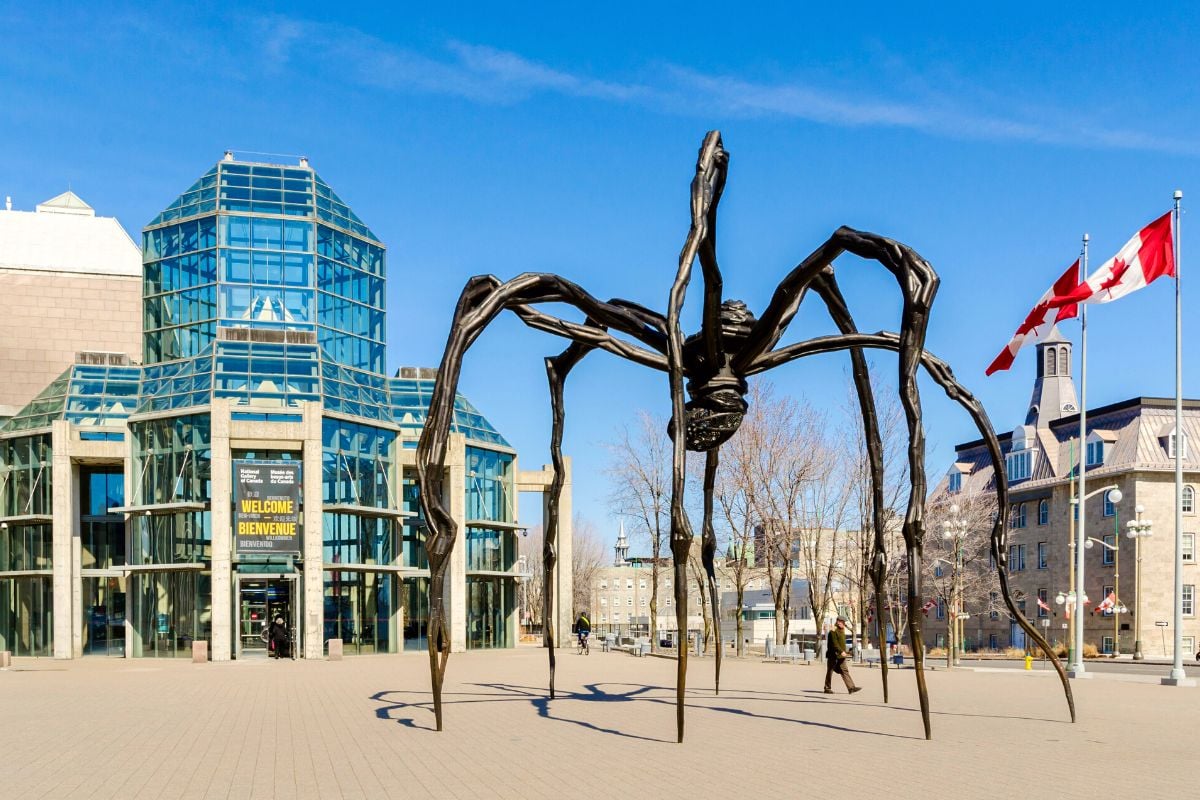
[935,330,1200,657]
[0,191,141,419]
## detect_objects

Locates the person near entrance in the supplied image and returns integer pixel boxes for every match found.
[269,615,289,659]
[824,616,861,695]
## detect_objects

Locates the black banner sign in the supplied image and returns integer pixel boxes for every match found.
[234,461,301,554]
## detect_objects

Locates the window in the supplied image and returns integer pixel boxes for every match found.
[934,564,944,578]
[988,633,999,650]
[1103,585,1115,616]
[640,597,647,607]
[1086,440,1105,467]
[600,580,607,590]
[1037,588,1049,618]
[1102,534,1116,566]
[639,579,646,590]
[948,472,962,493]
[626,579,633,589]
[1184,533,1195,563]
[1059,348,1069,375]
[1017,503,1027,528]
[626,596,632,606]
[1184,585,1194,617]
[600,614,607,623]
[1045,347,1057,376]
[1006,450,1033,482]
[990,592,999,620]
[1103,490,1117,517]
[1038,499,1049,526]
[1185,636,1196,656]
[1102,635,1115,655]
[1185,486,1195,514]
[665,597,671,607]
[1169,432,1189,460]
[600,597,607,607]
[1008,544,1026,571]
[1037,542,1048,570]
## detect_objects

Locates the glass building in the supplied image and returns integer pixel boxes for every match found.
[0,154,573,660]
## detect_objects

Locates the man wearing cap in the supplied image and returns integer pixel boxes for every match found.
[824,616,861,694]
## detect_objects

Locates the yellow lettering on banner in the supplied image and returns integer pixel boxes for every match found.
[237,521,298,537]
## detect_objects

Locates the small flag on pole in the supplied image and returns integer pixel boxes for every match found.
[1093,592,1116,615]
[1036,596,1052,614]
[920,598,938,616]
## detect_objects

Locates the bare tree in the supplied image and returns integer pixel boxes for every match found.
[710,429,762,656]
[924,492,1003,657]
[838,375,910,653]
[572,515,606,617]
[520,525,545,636]
[606,411,671,651]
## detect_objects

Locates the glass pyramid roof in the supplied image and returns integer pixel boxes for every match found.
[1,363,142,433]
[147,160,379,243]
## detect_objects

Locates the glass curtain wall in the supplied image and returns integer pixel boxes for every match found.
[400,473,429,650]
[143,215,218,363]
[0,434,53,655]
[128,415,212,657]
[321,419,399,654]
[464,446,517,649]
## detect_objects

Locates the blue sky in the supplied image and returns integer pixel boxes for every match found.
[3,3,1198,544]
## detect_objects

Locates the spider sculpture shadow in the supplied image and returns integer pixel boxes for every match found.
[415,131,1074,742]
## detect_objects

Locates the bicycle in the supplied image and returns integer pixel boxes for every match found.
[577,631,590,655]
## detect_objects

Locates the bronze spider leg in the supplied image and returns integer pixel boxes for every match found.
[542,334,603,702]
[701,447,722,694]
[416,275,670,732]
[809,271,893,705]
[734,227,939,738]
[752,332,1076,725]
[665,131,728,743]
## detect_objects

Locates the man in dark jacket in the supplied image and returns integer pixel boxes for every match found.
[824,616,861,694]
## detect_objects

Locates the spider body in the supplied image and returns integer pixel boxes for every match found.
[415,132,1075,743]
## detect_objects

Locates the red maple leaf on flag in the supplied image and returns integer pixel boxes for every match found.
[1015,301,1052,337]
[1099,257,1129,296]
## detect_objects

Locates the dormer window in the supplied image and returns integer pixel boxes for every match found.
[1086,430,1117,467]
[947,462,972,494]
[1158,423,1190,460]
[1006,428,1036,483]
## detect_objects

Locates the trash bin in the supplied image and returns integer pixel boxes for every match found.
[803,648,815,661]
[892,653,904,666]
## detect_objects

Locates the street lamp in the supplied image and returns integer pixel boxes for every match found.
[1067,483,1120,675]
[1084,531,1128,656]
[941,503,969,666]
[1125,504,1153,660]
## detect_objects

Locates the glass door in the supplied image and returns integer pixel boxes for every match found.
[238,576,296,658]
[82,575,126,656]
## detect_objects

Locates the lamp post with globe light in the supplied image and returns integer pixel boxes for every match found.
[1067,484,1121,674]
[1084,535,1128,655]
[1125,505,1153,659]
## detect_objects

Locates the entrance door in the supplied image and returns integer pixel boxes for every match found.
[82,575,126,656]
[238,577,296,658]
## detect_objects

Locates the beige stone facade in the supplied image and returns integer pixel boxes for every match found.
[0,269,141,417]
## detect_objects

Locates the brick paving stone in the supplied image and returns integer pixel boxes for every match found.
[0,649,1193,799]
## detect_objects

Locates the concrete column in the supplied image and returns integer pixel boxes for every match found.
[556,456,575,643]
[70,461,82,658]
[209,399,233,661]
[302,402,324,659]
[123,418,137,659]
[448,434,467,652]
[50,421,73,659]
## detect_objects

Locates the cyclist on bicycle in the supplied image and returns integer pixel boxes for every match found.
[575,611,591,653]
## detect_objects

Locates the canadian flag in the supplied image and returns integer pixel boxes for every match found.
[1036,596,1052,614]
[1060,212,1175,306]
[986,261,1080,375]
[1093,592,1117,614]
[920,598,938,616]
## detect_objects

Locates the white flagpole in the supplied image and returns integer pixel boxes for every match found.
[1164,190,1194,685]
[1071,233,1090,677]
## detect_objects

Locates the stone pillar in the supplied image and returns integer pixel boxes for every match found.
[448,434,467,652]
[70,460,82,658]
[209,399,233,661]
[555,456,575,644]
[122,418,137,659]
[50,421,73,659]
[302,402,324,659]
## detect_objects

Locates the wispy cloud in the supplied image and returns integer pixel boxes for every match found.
[251,15,1194,156]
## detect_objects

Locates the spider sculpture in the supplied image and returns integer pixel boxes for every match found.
[415,131,1074,742]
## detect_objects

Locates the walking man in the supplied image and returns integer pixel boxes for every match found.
[824,616,862,694]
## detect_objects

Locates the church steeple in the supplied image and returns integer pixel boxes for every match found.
[614,520,629,566]
[1025,328,1078,427]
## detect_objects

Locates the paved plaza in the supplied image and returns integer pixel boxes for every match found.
[0,648,1193,799]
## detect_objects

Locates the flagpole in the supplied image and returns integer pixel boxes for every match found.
[1070,233,1090,678]
[1164,190,1194,686]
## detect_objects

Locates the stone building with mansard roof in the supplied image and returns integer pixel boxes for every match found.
[934,328,1200,657]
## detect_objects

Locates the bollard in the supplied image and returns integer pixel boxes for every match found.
[192,640,208,663]
[0,650,10,668]
[327,639,343,661]
[1024,653,1033,670]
